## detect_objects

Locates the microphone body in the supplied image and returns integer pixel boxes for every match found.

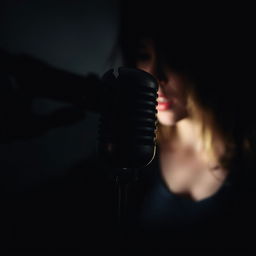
[98,67,158,169]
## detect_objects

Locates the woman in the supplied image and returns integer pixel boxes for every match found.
[5,2,254,251]
[115,0,255,250]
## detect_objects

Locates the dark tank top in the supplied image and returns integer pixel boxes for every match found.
[127,148,252,250]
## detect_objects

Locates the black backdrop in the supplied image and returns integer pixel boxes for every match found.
[0,0,120,188]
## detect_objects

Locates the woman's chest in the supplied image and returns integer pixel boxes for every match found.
[159,149,229,201]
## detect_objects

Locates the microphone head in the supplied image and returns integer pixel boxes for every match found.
[98,67,158,169]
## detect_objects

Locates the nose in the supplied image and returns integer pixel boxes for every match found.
[157,77,169,94]
[157,86,165,97]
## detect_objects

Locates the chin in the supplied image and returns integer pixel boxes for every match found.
[157,111,177,126]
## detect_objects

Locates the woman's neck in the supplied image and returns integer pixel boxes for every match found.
[170,118,204,152]
[160,117,225,168]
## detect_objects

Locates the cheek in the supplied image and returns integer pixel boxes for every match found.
[175,101,188,117]
[163,73,188,99]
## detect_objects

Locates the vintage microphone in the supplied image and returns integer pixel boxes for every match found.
[1,50,159,226]
[98,67,158,226]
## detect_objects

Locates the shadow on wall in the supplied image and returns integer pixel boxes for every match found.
[0,0,120,187]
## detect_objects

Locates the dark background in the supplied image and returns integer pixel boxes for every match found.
[0,0,120,188]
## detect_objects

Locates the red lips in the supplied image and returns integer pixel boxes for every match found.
[157,92,172,111]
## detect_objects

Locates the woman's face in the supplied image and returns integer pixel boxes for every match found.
[136,41,188,126]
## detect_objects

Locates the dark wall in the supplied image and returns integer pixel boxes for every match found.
[0,0,120,187]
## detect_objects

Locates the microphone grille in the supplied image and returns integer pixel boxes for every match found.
[98,67,158,168]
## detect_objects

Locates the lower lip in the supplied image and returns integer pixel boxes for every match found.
[157,102,172,111]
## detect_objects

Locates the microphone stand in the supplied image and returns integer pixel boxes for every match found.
[114,167,138,228]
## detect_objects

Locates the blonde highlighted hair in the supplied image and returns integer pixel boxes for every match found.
[156,87,249,171]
